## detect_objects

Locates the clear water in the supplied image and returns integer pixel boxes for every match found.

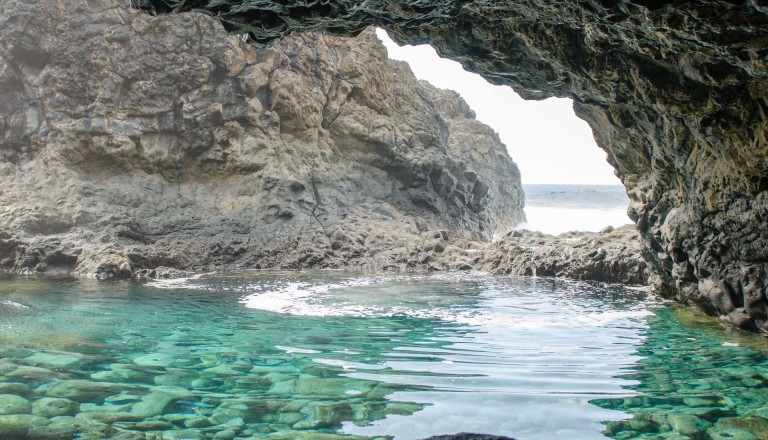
[0,272,766,440]
[519,185,632,234]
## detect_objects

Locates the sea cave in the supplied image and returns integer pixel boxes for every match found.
[128,0,768,332]
[0,1,768,439]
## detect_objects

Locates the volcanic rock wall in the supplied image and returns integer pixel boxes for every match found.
[133,0,768,331]
[0,0,524,278]
[483,225,649,285]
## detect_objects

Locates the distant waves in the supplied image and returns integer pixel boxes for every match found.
[516,184,632,235]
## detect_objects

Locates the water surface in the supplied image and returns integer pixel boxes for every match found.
[0,272,765,439]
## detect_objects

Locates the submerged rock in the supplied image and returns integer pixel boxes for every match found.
[0,394,31,415]
[6,366,58,382]
[266,432,372,440]
[153,370,200,388]
[113,420,173,431]
[91,364,157,384]
[421,435,517,440]
[294,401,354,429]
[0,384,31,398]
[212,430,237,440]
[706,427,759,440]
[0,414,47,438]
[27,416,78,440]
[160,429,207,440]
[31,397,79,418]
[209,398,277,425]
[715,417,768,434]
[22,351,85,369]
[668,414,712,436]
[39,380,145,403]
[292,377,376,398]
[133,353,181,368]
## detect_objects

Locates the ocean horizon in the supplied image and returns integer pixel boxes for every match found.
[516,184,632,235]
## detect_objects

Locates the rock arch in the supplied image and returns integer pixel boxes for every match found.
[136,0,768,331]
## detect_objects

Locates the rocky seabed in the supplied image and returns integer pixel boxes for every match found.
[0,336,419,440]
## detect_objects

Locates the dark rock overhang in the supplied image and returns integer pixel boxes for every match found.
[136,0,768,332]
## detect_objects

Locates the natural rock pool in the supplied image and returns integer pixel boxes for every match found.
[0,272,766,440]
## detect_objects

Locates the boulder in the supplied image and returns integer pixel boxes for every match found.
[31,398,79,418]
[0,394,31,415]
[0,414,47,438]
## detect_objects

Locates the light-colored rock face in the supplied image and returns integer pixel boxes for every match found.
[0,0,524,277]
[130,0,768,331]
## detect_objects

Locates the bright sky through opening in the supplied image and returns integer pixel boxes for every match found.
[375,29,621,186]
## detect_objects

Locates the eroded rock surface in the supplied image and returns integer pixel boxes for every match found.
[132,0,768,330]
[0,0,524,278]
[481,225,649,285]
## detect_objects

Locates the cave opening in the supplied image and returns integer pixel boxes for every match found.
[374,29,632,236]
[2,1,768,437]
[2,0,767,334]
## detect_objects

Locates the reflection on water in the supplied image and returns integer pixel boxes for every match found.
[0,272,764,439]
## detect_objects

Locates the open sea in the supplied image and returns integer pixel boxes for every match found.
[518,184,632,235]
[0,184,766,440]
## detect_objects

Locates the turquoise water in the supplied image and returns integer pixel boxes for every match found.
[0,272,765,439]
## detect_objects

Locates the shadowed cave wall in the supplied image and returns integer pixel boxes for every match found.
[135,0,768,331]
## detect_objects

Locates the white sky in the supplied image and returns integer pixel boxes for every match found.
[375,29,621,185]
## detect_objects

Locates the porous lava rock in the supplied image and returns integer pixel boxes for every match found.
[133,0,768,331]
[0,1,524,278]
[481,225,649,285]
